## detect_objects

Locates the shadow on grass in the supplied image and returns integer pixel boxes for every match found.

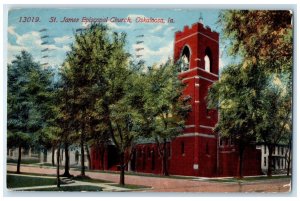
[73,175,112,183]
[26,185,102,192]
[7,174,57,188]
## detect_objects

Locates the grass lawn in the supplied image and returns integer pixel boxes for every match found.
[206,178,238,183]
[207,175,291,183]
[7,174,57,188]
[110,183,151,189]
[7,171,115,184]
[27,185,102,192]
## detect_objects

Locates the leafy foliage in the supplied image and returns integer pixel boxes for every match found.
[208,10,293,177]
[219,10,292,73]
[141,61,191,175]
[8,51,53,147]
[208,64,259,142]
[7,51,54,173]
[60,24,131,179]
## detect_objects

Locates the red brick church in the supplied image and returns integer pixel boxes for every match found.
[90,20,261,177]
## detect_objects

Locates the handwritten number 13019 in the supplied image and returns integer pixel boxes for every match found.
[19,17,40,23]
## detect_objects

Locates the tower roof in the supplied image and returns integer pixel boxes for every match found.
[175,22,219,42]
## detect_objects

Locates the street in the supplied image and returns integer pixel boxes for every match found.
[6,164,291,192]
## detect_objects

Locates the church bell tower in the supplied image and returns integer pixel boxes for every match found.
[170,19,220,177]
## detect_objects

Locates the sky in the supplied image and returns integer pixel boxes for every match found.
[7,8,228,70]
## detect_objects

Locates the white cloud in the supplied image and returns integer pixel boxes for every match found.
[163,26,176,35]
[219,57,224,70]
[127,14,146,20]
[133,41,173,66]
[121,13,176,66]
[15,31,42,47]
[7,43,28,63]
[107,21,132,30]
[107,14,169,32]
[7,13,176,68]
[54,35,73,44]
[8,26,18,37]
[7,29,70,67]
[7,42,28,52]
[82,21,91,28]
[219,48,226,71]
[62,45,71,51]
[149,25,163,33]
[106,16,142,31]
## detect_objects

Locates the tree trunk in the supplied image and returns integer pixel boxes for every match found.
[287,137,292,176]
[16,145,22,174]
[62,142,71,177]
[52,146,55,166]
[80,134,85,176]
[267,145,274,177]
[237,146,244,179]
[119,151,125,186]
[43,148,47,163]
[287,151,291,176]
[56,146,61,188]
[85,143,92,170]
[162,139,169,176]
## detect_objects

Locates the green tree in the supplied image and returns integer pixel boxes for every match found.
[95,55,141,186]
[43,77,74,186]
[219,10,292,74]
[33,67,60,167]
[107,91,144,185]
[56,78,76,178]
[142,61,191,176]
[61,25,105,177]
[61,24,130,178]
[255,74,292,176]
[207,64,264,178]
[207,10,292,177]
[7,51,53,173]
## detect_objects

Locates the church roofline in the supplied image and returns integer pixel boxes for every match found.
[175,22,219,41]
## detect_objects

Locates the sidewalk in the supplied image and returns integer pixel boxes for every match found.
[6,164,291,192]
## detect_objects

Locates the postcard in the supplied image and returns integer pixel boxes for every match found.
[5,6,293,193]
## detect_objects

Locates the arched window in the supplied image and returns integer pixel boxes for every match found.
[204,47,212,72]
[204,55,210,71]
[179,46,190,72]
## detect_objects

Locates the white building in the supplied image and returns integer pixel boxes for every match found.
[257,144,290,173]
[7,147,38,160]
[40,147,90,168]
[8,146,91,169]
